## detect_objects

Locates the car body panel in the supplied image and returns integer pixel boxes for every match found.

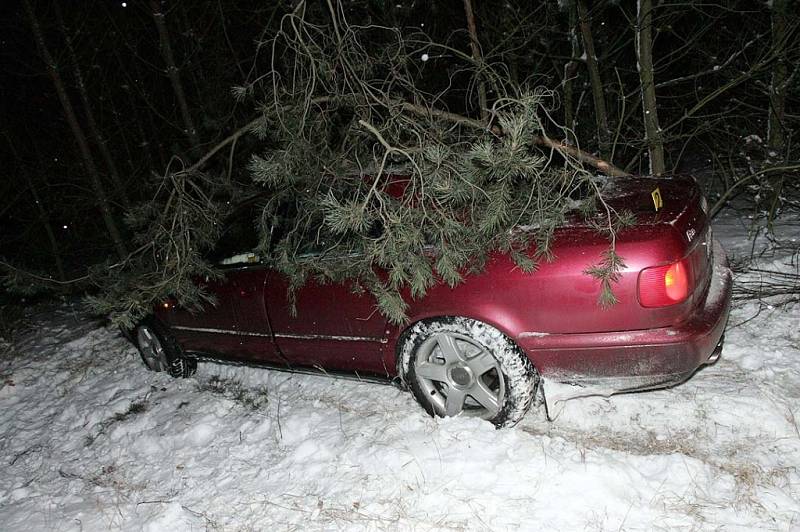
[160,267,284,365]
[151,175,732,396]
[516,241,731,385]
[263,271,391,375]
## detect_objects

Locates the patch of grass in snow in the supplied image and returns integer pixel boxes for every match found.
[526,423,795,513]
[716,443,795,509]
[523,425,700,457]
[113,399,148,421]
[85,399,149,447]
[661,460,795,521]
[58,463,147,493]
[88,463,147,491]
[198,375,269,411]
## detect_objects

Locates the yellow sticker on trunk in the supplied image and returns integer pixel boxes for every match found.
[651,187,663,212]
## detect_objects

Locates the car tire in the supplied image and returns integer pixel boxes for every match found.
[399,317,539,428]
[135,317,197,379]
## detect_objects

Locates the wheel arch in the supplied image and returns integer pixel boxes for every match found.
[390,310,532,382]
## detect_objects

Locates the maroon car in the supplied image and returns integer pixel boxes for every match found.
[132,175,732,427]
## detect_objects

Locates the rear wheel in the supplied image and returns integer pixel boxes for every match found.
[400,317,538,428]
[135,318,196,378]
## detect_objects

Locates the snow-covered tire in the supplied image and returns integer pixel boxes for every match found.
[399,317,539,428]
[135,317,196,379]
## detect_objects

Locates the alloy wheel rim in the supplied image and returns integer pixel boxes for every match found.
[137,326,168,371]
[414,332,505,419]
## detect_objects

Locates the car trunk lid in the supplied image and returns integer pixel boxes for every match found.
[602,174,713,314]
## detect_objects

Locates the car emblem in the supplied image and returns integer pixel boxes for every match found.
[686,227,696,242]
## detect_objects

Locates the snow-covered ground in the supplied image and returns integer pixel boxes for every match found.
[1,209,798,531]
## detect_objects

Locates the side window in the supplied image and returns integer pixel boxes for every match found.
[296,220,382,258]
[209,205,261,266]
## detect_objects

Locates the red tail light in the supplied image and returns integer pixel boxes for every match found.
[638,260,691,307]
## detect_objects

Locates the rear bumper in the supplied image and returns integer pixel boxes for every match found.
[517,239,733,394]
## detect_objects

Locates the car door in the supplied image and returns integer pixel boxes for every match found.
[264,263,392,376]
[161,273,243,358]
[223,264,283,364]
[161,201,283,364]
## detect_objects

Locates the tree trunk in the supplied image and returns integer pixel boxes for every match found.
[576,0,611,157]
[23,0,128,261]
[463,0,488,122]
[150,0,201,152]
[27,174,66,282]
[635,0,665,175]
[107,90,138,174]
[54,3,131,210]
[563,0,580,144]
[767,0,789,155]
[146,104,168,170]
[108,42,162,170]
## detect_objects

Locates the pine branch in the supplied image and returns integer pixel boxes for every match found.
[182,97,628,178]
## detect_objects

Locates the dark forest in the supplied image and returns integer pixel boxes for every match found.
[0,1,797,320]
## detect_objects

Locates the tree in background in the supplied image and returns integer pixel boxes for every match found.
[576,0,611,159]
[0,0,797,321]
[22,0,128,261]
[150,0,201,153]
[635,0,665,176]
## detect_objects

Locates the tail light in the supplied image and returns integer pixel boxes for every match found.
[638,260,691,307]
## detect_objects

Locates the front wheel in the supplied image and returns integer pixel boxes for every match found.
[399,317,538,428]
[135,318,196,378]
